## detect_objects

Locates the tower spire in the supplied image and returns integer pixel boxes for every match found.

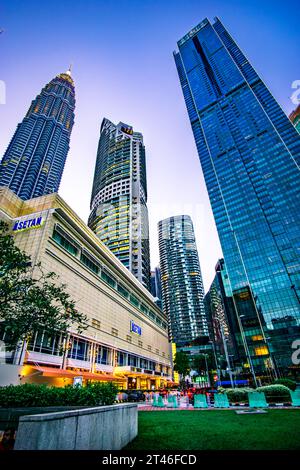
[66,63,72,76]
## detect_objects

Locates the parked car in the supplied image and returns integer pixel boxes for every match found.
[127,390,146,402]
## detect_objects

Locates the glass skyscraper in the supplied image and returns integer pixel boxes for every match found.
[205,259,241,368]
[174,18,300,374]
[88,118,150,290]
[158,215,208,346]
[0,69,75,200]
[150,266,162,309]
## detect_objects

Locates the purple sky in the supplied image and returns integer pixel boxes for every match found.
[0,0,299,291]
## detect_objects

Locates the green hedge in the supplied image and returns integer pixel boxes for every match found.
[256,384,291,401]
[0,382,118,408]
[218,387,253,402]
[272,378,297,391]
[218,384,292,403]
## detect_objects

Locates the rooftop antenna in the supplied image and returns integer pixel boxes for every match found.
[66,63,73,76]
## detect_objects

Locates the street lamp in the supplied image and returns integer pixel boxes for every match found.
[209,340,218,369]
[265,336,279,380]
[218,321,235,388]
[202,353,211,388]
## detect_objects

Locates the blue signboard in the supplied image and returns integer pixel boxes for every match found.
[12,215,44,232]
[216,380,249,386]
[130,320,141,336]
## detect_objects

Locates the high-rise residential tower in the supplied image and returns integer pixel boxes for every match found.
[0,69,75,200]
[158,215,208,346]
[88,118,150,290]
[174,18,300,374]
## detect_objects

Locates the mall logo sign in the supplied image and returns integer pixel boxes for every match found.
[292,339,300,365]
[12,215,44,232]
[130,320,141,336]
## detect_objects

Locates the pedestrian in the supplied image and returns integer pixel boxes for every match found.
[0,429,15,451]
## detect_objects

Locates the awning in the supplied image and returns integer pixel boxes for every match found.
[32,366,125,382]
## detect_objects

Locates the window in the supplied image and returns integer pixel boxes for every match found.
[96,346,108,365]
[128,355,137,367]
[130,294,139,308]
[101,270,116,288]
[118,352,125,366]
[117,283,129,298]
[68,338,89,361]
[149,311,155,320]
[80,252,99,274]
[252,335,263,341]
[140,304,148,314]
[254,346,269,356]
[92,319,101,330]
[53,227,79,256]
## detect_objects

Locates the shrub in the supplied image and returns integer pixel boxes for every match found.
[256,384,291,401]
[0,382,118,408]
[218,387,254,403]
[273,378,297,391]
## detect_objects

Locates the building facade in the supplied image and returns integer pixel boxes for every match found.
[158,215,208,346]
[174,18,300,375]
[0,187,172,389]
[205,259,242,371]
[289,104,300,134]
[88,118,150,290]
[0,70,75,200]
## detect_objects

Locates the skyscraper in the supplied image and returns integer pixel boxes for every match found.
[0,69,75,200]
[150,266,162,309]
[204,259,241,368]
[174,18,300,374]
[158,215,208,346]
[89,118,150,290]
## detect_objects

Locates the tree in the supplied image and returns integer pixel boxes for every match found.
[0,221,88,349]
[191,353,215,374]
[173,351,190,380]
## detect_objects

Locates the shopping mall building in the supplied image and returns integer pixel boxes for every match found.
[0,187,173,389]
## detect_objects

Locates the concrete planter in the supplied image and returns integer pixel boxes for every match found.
[0,406,89,432]
[14,403,137,450]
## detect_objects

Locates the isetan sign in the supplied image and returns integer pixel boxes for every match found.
[12,215,44,232]
[130,320,142,336]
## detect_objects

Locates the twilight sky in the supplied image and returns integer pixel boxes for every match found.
[0,0,299,291]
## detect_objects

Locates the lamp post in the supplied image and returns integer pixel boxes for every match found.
[203,353,211,388]
[218,321,235,388]
[265,336,279,380]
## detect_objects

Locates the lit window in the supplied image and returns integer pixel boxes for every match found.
[254,346,269,356]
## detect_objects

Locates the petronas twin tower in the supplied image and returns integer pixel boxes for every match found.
[0,69,75,200]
